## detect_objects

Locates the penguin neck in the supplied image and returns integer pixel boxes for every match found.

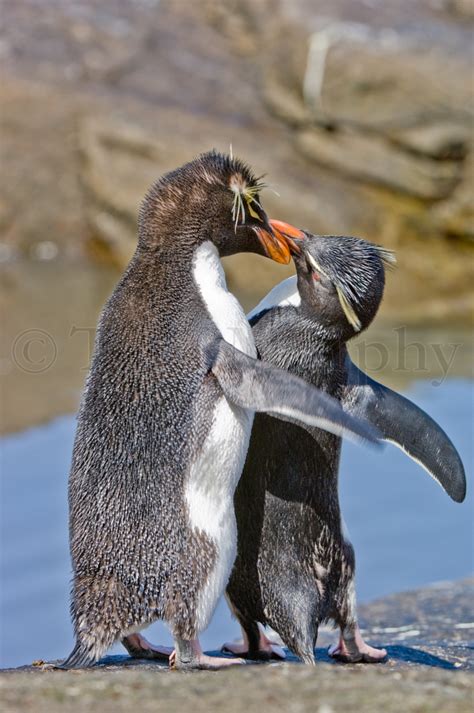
[192,241,256,357]
[109,248,195,333]
[293,308,348,363]
[249,276,349,361]
[255,306,348,390]
[138,189,209,252]
[130,226,215,299]
[135,203,218,280]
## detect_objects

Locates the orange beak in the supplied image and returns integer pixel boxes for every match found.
[254,219,305,264]
[270,219,305,256]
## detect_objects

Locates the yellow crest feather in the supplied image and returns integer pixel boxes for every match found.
[230,177,266,229]
[336,285,362,332]
[307,253,329,278]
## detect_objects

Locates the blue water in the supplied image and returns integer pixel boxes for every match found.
[1,379,472,668]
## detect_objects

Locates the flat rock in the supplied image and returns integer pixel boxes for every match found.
[296,127,462,200]
[263,2,473,130]
[1,579,472,712]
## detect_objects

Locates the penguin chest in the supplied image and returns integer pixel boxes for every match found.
[189,240,257,528]
[186,242,257,547]
[184,241,257,628]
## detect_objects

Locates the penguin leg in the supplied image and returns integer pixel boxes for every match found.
[328,624,387,664]
[170,638,246,671]
[222,595,285,660]
[122,633,173,661]
[330,543,387,664]
[222,622,286,661]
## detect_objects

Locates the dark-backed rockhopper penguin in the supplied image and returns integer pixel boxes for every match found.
[62,153,380,671]
[224,233,466,665]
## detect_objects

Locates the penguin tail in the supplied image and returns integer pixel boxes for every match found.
[59,641,97,669]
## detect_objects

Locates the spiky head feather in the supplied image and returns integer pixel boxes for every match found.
[138,149,267,244]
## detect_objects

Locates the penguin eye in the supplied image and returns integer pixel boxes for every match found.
[312,270,332,292]
[306,253,332,290]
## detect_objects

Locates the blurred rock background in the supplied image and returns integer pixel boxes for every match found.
[1,0,473,432]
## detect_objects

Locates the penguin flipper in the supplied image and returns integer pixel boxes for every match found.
[342,358,466,503]
[210,340,380,445]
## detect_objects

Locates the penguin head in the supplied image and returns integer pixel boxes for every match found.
[294,233,396,338]
[138,150,304,262]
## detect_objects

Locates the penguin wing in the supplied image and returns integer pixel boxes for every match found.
[342,358,466,502]
[210,339,381,445]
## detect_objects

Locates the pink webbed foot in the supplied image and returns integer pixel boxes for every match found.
[170,639,246,670]
[222,629,286,661]
[122,633,173,661]
[329,626,387,664]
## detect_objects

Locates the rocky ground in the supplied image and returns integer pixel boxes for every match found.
[1,579,472,712]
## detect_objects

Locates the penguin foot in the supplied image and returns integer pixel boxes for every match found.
[173,652,246,670]
[221,631,286,661]
[328,628,387,664]
[122,633,173,661]
[170,638,246,670]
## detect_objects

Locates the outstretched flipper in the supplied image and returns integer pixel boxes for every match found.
[342,358,466,502]
[210,340,381,445]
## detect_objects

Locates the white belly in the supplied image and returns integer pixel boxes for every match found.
[185,396,254,631]
[187,241,257,631]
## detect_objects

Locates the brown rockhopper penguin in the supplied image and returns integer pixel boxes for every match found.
[62,153,380,671]
[224,233,466,665]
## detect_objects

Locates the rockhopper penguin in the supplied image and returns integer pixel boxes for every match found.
[224,233,466,665]
[63,153,379,670]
